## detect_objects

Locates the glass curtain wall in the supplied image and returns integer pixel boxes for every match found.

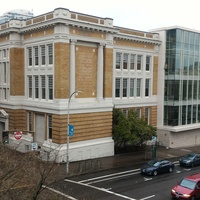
[164,29,200,126]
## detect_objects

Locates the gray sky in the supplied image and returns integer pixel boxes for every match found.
[0,0,200,32]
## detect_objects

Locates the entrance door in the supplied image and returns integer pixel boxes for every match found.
[35,114,45,144]
[0,122,5,142]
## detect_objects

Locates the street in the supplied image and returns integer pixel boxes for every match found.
[46,159,200,200]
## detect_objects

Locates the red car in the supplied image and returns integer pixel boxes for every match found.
[171,173,200,200]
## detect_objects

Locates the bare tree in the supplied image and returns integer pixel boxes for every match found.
[0,144,67,200]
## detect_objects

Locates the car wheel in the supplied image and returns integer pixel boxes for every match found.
[153,170,157,176]
[169,167,173,173]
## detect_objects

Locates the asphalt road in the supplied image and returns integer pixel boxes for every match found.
[48,159,200,200]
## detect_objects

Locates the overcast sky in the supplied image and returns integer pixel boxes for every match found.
[1,0,200,32]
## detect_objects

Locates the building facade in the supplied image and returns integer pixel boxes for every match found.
[0,8,160,162]
[154,26,200,148]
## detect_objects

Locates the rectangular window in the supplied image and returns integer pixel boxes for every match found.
[146,56,150,71]
[48,44,53,65]
[145,79,150,97]
[130,54,135,70]
[48,75,53,100]
[48,115,52,139]
[3,62,6,83]
[123,78,128,97]
[3,89,6,100]
[137,55,142,70]
[41,45,46,65]
[35,76,39,98]
[123,53,128,70]
[34,46,39,66]
[115,78,121,97]
[116,52,121,69]
[137,108,141,118]
[130,78,134,97]
[28,76,32,98]
[145,108,150,124]
[3,49,6,58]
[136,79,141,97]
[28,48,32,66]
[28,112,32,131]
[41,76,46,99]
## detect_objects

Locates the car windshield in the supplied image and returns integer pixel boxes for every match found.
[148,160,160,167]
[179,178,196,190]
[184,153,195,159]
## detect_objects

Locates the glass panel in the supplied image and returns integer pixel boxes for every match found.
[130,78,134,97]
[123,78,127,97]
[187,105,192,124]
[182,80,187,101]
[182,106,186,125]
[130,54,135,70]
[116,52,121,69]
[188,80,193,100]
[123,53,128,70]
[115,78,120,97]
[136,79,141,97]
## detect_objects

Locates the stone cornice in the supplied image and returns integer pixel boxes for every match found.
[114,34,162,45]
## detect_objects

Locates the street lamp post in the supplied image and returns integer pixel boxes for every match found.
[66,90,81,175]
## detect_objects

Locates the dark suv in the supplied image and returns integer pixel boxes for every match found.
[171,173,200,200]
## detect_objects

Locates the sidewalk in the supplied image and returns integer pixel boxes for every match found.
[59,145,200,177]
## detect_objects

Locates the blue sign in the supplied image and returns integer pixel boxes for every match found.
[152,136,157,141]
[68,124,74,136]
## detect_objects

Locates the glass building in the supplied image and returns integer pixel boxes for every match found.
[164,28,200,127]
[153,27,200,148]
[0,9,34,24]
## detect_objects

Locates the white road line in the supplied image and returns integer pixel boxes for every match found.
[143,177,152,181]
[139,195,155,200]
[80,168,140,183]
[85,171,141,184]
[42,185,78,200]
[65,179,136,200]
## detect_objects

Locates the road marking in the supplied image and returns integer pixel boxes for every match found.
[42,185,78,200]
[80,168,140,183]
[180,149,191,152]
[143,177,152,181]
[183,168,191,171]
[65,179,136,200]
[80,169,141,184]
[84,171,141,184]
[80,160,181,184]
[139,195,155,200]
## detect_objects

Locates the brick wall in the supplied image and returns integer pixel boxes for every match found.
[104,47,113,98]
[76,45,97,98]
[10,48,24,96]
[52,111,112,144]
[54,42,70,98]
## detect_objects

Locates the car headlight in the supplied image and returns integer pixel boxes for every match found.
[183,194,190,197]
[171,189,175,193]
[186,160,191,163]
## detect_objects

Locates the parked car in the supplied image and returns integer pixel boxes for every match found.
[179,153,200,167]
[171,173,200,200]
[140,159,174,176]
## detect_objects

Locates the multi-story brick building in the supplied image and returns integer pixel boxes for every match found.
[0,8,160,162]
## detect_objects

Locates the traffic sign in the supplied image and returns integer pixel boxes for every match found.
[31,142,38,150]
[14,131,22,140]
[68,124,74,136]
